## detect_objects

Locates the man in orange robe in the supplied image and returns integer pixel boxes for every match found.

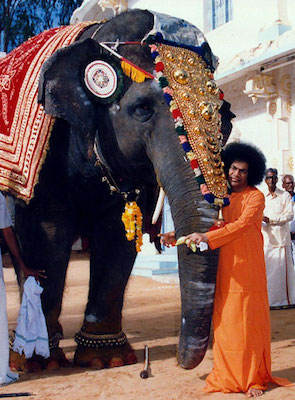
[161,142,292,397]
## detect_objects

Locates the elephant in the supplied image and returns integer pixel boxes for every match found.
[1,9,234,371]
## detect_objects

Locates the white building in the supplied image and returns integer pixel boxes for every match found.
[71,0,295,275]
[205,0,295,180]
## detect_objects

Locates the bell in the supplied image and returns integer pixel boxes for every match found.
[206,79,218,92]
[187,57,196,66]
[173,69,189,85]
[193,127,202,134]
[166,52,174,61]
[200,102,214,121]
[181,91,190,100]
[216,205,225,227]
[188,108,196,117]
[198,87,206,96]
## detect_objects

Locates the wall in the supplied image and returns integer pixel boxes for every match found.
[206,0,291,66]
[221,62,294,180]
[129,0,204,29]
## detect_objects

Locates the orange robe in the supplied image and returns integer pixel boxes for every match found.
[204,186,290,393]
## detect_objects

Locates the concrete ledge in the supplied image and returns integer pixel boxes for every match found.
[258,23,291,43]
[132,254,178,277]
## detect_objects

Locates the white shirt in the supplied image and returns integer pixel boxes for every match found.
[262,187,294,247]
[290,196,295,234]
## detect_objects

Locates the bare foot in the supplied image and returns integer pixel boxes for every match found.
[247,387,264,397]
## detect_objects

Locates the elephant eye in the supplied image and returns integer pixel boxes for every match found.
[130,99,154,122]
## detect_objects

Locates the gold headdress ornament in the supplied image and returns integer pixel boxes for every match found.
[151,41,229,204]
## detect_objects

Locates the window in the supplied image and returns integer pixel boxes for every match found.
[204,0,233,32]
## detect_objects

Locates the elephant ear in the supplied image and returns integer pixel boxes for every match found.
[38,38,124,127]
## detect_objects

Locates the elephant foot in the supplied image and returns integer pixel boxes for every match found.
[9,350,27,372]
[74,345,137,369]
[10,347,71,372]
[23,359,43,373]
[44,347,72,370]
[10,351,44,373]
[74,330,137,369]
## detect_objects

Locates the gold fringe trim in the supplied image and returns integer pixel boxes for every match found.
[121,60,147,83]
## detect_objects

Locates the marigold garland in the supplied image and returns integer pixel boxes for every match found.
[121,201,143,252]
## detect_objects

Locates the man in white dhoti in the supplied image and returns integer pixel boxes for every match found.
[262,169,295,309]
[282,175,295,263]
[0,192,45,386]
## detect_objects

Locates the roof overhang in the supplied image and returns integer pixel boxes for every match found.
[215,42,295,86]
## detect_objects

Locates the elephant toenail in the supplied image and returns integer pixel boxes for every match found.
[110,357,125,368]
[89,358,105,369]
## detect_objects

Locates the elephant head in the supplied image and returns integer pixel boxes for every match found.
[38,9,234,369]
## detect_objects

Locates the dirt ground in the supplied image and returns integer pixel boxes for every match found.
[1,252,295,400]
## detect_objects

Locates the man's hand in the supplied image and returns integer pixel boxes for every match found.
[158,231,176,247]
[182,232,208,246]
[263,216,270,224]
[21,265,47,282]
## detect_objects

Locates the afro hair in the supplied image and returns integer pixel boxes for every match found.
[222,142,266,186]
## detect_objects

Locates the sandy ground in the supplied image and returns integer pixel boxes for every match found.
[1,252,295,400]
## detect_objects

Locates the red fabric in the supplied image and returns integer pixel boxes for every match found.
[172,109,182,119]
[0,22,94,202]
[155,61,164,72]
[190,159,199,169]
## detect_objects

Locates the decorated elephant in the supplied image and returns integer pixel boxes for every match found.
[0,9,234,371]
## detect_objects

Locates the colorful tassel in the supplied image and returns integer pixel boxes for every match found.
[121,60,153,83]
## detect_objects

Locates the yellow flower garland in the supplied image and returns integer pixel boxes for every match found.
[121,201,143,252]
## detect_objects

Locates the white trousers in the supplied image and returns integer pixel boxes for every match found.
[265,245,295,307]
[0,269,19,386]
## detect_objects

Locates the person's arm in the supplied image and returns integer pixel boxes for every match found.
[2,226,46,281]
[267,192,294,225]
[179,190,265,250]
[205,190,265,250]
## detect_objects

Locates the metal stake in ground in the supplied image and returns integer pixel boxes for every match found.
[140,345,150,379]
[0,393,32,398]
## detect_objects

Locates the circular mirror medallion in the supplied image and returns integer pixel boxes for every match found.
[84,60,117,98]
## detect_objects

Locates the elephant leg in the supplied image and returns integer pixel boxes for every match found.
[74,209,137,369]
[10,202,76,371]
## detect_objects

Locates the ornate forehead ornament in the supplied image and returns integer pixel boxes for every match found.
[84,60,118,98]
[148,33,229,206]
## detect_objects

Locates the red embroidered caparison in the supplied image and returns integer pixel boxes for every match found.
[0,22,94,202]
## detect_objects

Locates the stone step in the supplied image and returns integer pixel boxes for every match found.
[132,254,178,277]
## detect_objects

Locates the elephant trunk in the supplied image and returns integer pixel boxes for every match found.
[160,154,219,369]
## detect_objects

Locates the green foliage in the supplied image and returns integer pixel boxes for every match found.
[0,0,83,53]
